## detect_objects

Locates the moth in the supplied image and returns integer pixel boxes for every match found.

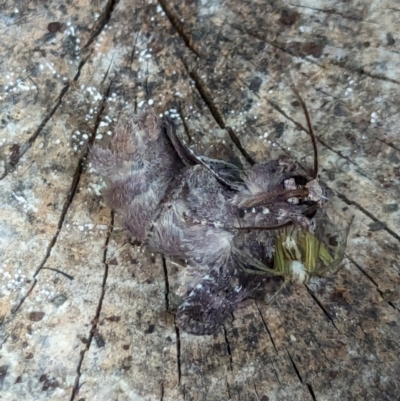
[90,92,352,335]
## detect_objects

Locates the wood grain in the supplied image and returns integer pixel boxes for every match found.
[1,1,399,400]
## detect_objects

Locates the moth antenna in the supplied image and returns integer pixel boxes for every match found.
[292,87,319,179]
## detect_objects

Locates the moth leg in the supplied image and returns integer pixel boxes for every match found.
[265,280,289,306]
[316,259,343,277]
[315,215,354,277]
[240,266,281,276]
[232,246,279,276]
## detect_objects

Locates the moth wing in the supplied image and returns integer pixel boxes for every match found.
[90,110,183,241]
[175,267,237,335]
[162,116,245,190]
[161,116,198,166]
[175,248,283,335]
[196,155,246,190]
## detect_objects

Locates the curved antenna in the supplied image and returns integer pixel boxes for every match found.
[292,87,319,179]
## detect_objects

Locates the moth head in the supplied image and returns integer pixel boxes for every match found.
[277,88,336,211]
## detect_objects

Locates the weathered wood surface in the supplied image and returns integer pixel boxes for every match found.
[1,0,400,400]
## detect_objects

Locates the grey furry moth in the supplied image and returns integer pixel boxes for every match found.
[90,96,351,335]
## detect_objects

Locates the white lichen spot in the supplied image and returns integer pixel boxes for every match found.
[11,192,26,204]
[345,87,353,96]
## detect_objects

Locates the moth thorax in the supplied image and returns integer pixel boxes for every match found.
[289,260,309,284]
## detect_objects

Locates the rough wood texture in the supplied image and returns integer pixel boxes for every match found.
[1,1,399,400]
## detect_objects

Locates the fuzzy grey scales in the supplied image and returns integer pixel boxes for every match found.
[90,110,338,335]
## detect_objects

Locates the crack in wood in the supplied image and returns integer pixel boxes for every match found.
[223,325,233,371]
[101,50,116,86]
[286,348,317,400]
[255,302,324,385]
[265,99,373,183]
[254,301,278,353]
[336,192,400,243]
[162,256,170,311]
[286,348,302,383]
[180,56,255,165]
[0,84,68,181]
[306,382,317,401]
[234,25,400,86]
[170,17,396,193]
[151,9,258,165]
[305,286,343,335]
[160,382,164,401]
[0,0,118,180]
[174,317,182,386]
[346,255,399,312]
[288,3,363,21]
[376,136,400,153]
[162,258,182,384]
[5,82,113,321]
[233,25,323,69]
[70,211,114,401]
[0,57,92,180]
[83,0,118,50]
[177,24,385,190]
[162,7,395,188]
[157,0,202,58]
[329,59,400,86]
[306,260,384,362]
